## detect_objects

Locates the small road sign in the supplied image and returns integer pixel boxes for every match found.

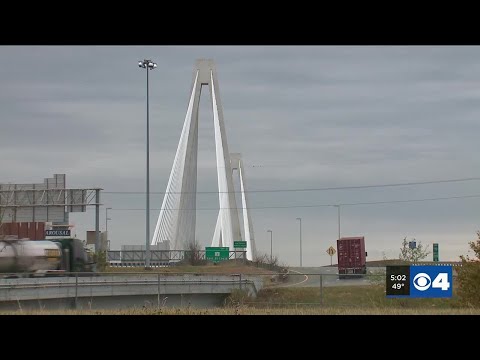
[433,243,439,262]
[326,246,336,256]
[234,241,247,248]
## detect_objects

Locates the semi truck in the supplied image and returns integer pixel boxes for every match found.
[0,238,95,276]
[337,236,367,279]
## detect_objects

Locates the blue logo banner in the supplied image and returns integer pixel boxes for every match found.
[409,265,453,298]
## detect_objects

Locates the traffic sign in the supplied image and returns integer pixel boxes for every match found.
[326,246,336,256]
[205,247,229,262]
[234,241,247,248]
[433,243,439,262]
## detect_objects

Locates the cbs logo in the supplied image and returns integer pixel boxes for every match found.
[413,272,450,291]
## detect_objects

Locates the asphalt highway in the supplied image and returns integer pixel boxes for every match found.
[275,266,385,288]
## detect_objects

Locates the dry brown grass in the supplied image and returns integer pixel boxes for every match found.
[253,286,462,309]
[1,307,479,315]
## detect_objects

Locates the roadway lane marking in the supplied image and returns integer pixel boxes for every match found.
[272,269,309,287]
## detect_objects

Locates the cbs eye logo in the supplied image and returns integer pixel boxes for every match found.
[413,272,450,291]
[413,273,432,291]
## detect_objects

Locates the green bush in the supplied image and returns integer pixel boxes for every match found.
[456,232,480,308]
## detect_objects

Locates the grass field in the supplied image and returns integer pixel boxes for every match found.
[250,285,462,309]
[1,307,479,315]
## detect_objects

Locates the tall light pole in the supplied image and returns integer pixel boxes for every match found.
[138,59,157,268]
[267,230,273,264]
[106,207,112,250]
[334,205,341,240]
[296,217,302,267]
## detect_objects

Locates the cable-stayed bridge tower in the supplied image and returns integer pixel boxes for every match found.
[151,59,256,260]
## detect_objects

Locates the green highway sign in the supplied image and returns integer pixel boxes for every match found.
[234,241,247,248]
[206,247,229,262]
[433,243,439,262]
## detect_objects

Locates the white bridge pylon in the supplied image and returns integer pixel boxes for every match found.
[151,59,256,260]
[212,153,256,260]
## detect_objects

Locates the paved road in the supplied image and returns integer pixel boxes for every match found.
[277,266,385,288]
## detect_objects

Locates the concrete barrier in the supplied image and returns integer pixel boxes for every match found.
[0,274,264,311]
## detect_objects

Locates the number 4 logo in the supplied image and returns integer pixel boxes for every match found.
[432,272,450,291]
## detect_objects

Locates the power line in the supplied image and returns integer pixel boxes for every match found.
[96,193,480,211]
[102,177,480,195]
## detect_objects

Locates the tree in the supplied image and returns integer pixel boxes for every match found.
[92,250,108,272]
[183,239,203,265]
[252,252,281,270]
[455,231,480,307]
[399,237,431,263]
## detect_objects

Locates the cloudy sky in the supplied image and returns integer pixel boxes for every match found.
[1,46,480,266]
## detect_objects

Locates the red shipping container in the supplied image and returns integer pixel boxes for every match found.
[28,222,36,240]
[1,222,46,240]
[10,223,18,236]
[337,236,367,279]
[36,222,45,240]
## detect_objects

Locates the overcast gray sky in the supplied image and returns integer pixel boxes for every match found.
[1,46,480,266]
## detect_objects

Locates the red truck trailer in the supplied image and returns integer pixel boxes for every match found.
[337,236,367,279]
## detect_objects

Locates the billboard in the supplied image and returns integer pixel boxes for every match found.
[0,174,90,223]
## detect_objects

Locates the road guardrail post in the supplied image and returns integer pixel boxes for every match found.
[75,273,78,310]
[157,273,160,309]
[320,274,323,306]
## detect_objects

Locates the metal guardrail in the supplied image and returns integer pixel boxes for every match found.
[107,250,247,265]
[0,279,255,290]
[410,262,462,267]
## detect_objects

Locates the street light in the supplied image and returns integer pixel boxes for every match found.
[138,59,157,268]
[296,217,302,267]
[267,230,273,264]
[333,205,341,240]
[106,207,112,250]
